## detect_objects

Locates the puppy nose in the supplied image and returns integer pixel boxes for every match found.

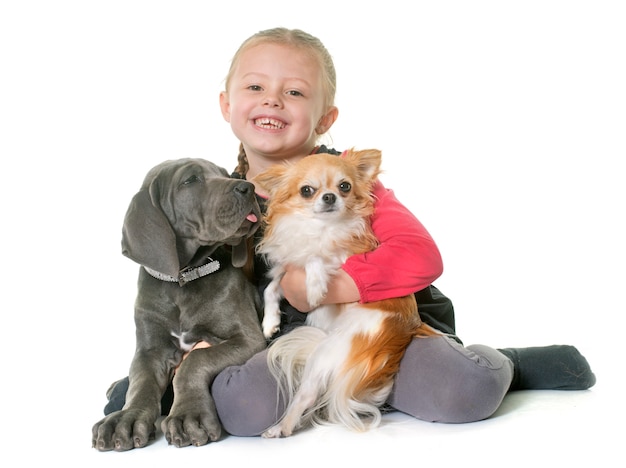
[322,193,336,205]
[234,181,253,197]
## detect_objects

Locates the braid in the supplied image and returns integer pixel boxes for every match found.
[233,143,249,178]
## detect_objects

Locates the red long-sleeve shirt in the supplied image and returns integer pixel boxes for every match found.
[342,180,443,303]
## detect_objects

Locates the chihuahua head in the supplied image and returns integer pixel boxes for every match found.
[254,148,382,223]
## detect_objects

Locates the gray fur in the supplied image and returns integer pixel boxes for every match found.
[92,158,266,451]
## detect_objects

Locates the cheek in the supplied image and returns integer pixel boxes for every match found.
[225,94,251,122]
[290,105,321,133]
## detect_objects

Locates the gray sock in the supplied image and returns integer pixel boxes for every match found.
[499,345,596,391]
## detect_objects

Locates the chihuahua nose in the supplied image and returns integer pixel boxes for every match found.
[322,193,336,205]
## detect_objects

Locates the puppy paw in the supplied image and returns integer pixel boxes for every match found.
[262,316,281,339]
[262,306,282,338]
[305,258,331,307]
[92,409,156,451]
[161,411,221,448]
[262,423,292,438]
[306,288,327,309]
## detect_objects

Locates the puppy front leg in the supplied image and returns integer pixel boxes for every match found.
[305,257,333,308]
[161,349,222,447]
[92,348,174,451]
[262,271,284,338]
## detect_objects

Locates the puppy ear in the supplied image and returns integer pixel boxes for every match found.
[344,148,382,184]
[230,238,250,268]
[252,165,289,197]
[121,186,181,276]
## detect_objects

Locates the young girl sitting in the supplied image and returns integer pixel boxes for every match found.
[104,27,595,437]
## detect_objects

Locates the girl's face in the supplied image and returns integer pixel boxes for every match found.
[220,43,337,173]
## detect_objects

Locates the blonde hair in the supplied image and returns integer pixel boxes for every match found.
[225,27,337,178]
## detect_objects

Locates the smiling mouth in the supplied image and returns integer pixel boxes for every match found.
[255,118,286,129]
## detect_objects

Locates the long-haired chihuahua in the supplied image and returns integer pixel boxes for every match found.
[254,148,436,438]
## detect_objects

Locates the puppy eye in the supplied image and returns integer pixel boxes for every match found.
[300,185,316,198]
[182,175,201,185]
[339,181,352,193]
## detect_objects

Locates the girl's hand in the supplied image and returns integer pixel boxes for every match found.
[280,265,360,312]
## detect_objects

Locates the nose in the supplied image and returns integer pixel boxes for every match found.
[322,193,336,205]
[262,90,283,108]
[234,181,253,199]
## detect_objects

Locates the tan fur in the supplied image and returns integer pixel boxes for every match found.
[255,149,437,437]
[256,150,380,258]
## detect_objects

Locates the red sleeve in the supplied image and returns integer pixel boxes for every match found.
[341,181,443,303]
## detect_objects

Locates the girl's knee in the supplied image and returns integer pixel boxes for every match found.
[389,337,513,423]
[436,353,512,422]
[212,351,284,436]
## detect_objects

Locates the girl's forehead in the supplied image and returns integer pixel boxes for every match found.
[238,43,320,74]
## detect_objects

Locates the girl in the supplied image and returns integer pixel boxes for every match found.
[104,27,595,435]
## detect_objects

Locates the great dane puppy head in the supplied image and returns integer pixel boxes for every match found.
[121,158,261,277]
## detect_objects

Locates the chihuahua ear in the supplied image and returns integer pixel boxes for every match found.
[252,164,289,197]
[344,148,382,183]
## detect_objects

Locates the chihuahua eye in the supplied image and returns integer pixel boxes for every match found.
[182,175,202,186]
[339,181,352,193]
[300,185,316,198]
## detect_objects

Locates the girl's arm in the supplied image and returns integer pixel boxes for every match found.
[280,267,359,311]
[341,180,443,303]
[280,181,443,310]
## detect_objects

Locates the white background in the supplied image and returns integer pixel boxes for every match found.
[1,1,624,466]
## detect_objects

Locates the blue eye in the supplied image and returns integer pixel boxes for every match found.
[300,185,316,198]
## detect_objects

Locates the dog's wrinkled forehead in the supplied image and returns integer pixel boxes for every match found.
[143,158,231,200]
[145,158,227,186]
[174,159,229,184]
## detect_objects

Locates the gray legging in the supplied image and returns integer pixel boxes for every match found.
[211,334,514,436]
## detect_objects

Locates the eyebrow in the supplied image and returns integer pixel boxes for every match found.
[240,72,311,87]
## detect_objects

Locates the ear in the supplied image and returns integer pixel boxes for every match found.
[219,91,231,122]
[315,106,339,135]
[121,185,181,277]
[344,148,382,183]
[252,164,289,197]
[230,238,251,268]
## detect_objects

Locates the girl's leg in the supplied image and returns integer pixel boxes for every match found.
[498,345,596,391]
[211,349,285,436]
[103,378,129,415]
[388,335,513,423]
[103,377,177,416]
[106,339,596,431]
[388,337,596,424]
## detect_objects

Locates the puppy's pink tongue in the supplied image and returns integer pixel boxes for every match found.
[247,213,258,222]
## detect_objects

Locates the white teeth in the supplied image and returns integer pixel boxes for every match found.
[255,118,285,129]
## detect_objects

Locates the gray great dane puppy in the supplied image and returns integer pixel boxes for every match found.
[92,158,266,451]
